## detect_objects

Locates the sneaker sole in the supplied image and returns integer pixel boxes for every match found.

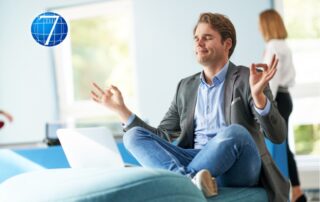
[200,170,218,197]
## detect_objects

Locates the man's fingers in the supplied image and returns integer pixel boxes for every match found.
[110,85,121,95]
[90,90,99,100]
[265,67,277,81]
[3,112,13,122]
[250,63,257,75]
[91,96,100,103]
[91,90,100,99]
[92,82,105,94]
[105,87,113,97]
[269,54,276,68]
[110,85,119,91]
[91,83,120,103]
[90,91,102,103]
[271,58,279,70]
[254,63,268,71]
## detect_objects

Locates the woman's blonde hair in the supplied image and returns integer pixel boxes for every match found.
[259,9,288,41]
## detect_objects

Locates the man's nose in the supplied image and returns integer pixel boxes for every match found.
[196,38,205,47]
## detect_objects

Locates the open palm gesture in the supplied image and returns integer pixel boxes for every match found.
[91,82,125,112]
[90,82,132,123]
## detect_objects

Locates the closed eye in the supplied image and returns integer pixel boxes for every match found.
[194,35,213,41]
[204,35,213,40]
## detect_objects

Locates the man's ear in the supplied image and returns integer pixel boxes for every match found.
[224,38,232,52]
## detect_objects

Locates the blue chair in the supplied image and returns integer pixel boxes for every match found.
[265,139,289,178]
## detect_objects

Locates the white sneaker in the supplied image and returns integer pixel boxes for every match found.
[191,169,218,197]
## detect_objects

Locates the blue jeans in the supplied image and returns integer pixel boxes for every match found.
[123,124,261,187]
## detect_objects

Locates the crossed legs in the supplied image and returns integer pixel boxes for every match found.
[123,124,261,187]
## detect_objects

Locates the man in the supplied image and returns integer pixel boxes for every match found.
[91,13,289,202]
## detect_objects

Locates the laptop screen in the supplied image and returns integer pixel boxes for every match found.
[57,127,124,168]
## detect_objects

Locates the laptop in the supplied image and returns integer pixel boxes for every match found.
[57,127,125,168]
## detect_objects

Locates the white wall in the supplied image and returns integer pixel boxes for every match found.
[0,0,104,144]
[0,0,271,144]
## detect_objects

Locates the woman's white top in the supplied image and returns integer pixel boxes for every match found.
[263,39,296,98]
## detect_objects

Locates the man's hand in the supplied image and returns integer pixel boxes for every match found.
[249,54,278,109]
[0,110,13,122]
[0,110,13,129]
[90,82,132,123]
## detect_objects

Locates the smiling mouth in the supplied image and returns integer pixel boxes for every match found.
[197,50,208,55]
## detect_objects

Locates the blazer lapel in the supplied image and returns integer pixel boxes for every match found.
[224,62,239,125]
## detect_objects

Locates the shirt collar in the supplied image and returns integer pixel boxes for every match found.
[200,61,229,87]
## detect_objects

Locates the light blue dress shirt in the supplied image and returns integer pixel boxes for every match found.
[193,62,270,149]
[193,62,229,149]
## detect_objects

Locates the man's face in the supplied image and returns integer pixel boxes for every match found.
[194,23,230,66]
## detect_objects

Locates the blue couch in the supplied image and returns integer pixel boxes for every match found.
[0,166,269,202]
[0,142,286,201]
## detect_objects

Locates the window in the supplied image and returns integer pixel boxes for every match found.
[280,0,320,156]
[53,0,137,127]
[294,124,320,155]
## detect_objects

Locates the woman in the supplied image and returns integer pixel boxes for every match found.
[259,9,307,202]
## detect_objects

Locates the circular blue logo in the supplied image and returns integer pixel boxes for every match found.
[31,12,68,47]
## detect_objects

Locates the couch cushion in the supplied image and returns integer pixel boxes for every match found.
[0,166,268,202]
[207,187,268,202]
[0,167,206,202]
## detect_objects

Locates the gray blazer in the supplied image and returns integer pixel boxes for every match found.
[125,62,290,202]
